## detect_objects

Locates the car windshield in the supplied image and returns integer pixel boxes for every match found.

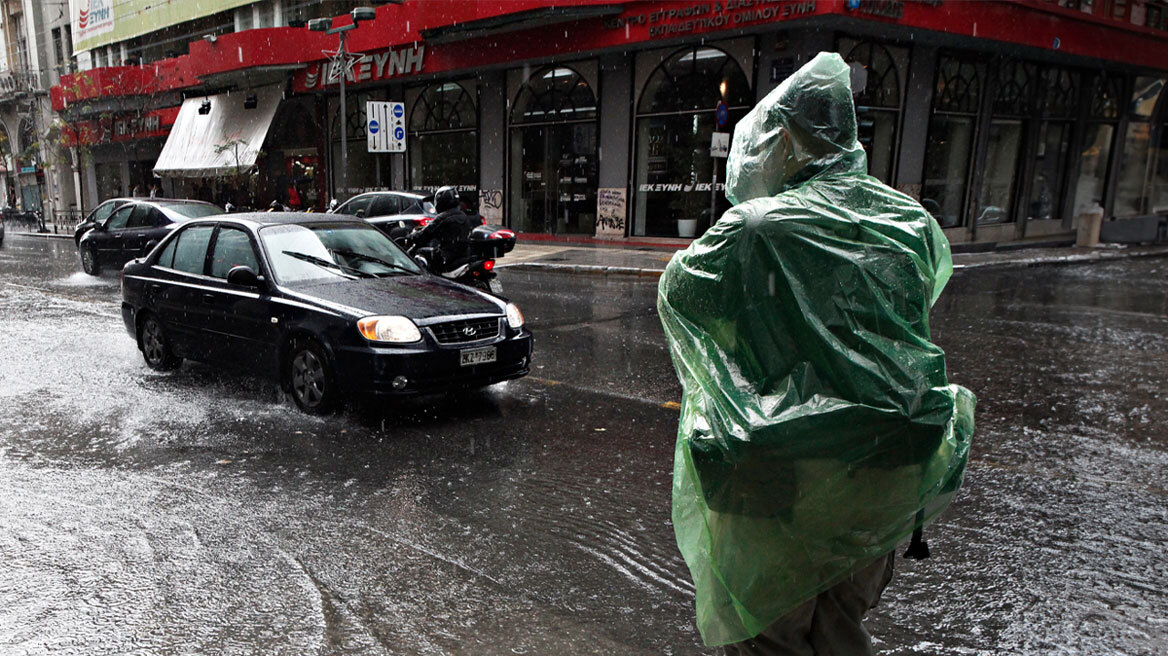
[259,222,422,284]
[158,202,223,218]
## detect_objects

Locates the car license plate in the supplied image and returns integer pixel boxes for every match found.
[460,346,496,367]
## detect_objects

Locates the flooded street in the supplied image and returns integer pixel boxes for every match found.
[0,234,1165,655]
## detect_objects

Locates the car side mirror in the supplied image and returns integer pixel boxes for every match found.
[227,265,264,288]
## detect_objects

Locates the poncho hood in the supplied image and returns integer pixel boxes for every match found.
[726,51,867,203]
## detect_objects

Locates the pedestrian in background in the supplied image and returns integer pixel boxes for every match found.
[657,52,975,654]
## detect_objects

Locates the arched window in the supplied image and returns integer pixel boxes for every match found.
[633,46,751,238]
[977,60,1037,225]
[409,81,478,196]
[639,46,751,115]
[512,67,596,124]
[1073,74,1123,220]
[411,82,476,132]
[922,56,983,228]
[1027,68,1080,222]
[508,65,598,234]
[843,41,904,183]
[1115,76,1167,216]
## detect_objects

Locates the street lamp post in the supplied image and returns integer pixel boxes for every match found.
[308,7,376,204]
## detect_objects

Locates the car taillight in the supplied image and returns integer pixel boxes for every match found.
[483,259,495,271]
[418,218,432,227]
[489,229,515,240]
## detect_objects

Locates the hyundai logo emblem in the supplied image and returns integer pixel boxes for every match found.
[462,326,477,337]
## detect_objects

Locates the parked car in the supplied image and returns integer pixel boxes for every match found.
[120,213,532,413]
[78,199,223,275]
[74,197,133,245]
[329,190,436,234]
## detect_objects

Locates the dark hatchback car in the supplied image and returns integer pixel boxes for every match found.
[120,213,532,413]
[79,199,223,275]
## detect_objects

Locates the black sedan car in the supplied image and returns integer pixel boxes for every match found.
[329,190,436,234]
[120,213,532,413]
[73,197,132,245]
[79,199,222,275]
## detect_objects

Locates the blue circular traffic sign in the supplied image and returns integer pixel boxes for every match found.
[715,101,729,129]
[392,104,404,118]
[368,119,380,134]
[393,126,405,140]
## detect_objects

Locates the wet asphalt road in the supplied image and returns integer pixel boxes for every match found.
[0,234,1165,655]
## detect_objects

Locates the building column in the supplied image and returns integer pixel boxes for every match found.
[596,52,632,239]
[894,45,937,200]
[477,70,506,223]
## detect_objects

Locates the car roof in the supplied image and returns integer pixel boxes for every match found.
[183,211,368,229]
[352,190,429,200]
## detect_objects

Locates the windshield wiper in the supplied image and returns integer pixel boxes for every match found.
[281,250,371,278]
[330,248,418,276]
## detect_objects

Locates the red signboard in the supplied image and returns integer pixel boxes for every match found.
[61,107,180,147]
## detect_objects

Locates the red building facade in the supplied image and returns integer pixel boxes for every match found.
[53,0,1168,246]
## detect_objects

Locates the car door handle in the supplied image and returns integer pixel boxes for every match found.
[201,293,216,305]
[135,233,147,238]
[148,283,162,292]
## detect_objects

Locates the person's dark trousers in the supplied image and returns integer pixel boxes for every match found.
[723,552,896,656]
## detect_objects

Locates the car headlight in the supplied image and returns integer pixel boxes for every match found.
[505,302,524,329]
[357,315,421,343]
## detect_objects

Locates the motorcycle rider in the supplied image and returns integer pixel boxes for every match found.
[407,186,478,273]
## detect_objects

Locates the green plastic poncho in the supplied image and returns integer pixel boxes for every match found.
[657,52,975,646]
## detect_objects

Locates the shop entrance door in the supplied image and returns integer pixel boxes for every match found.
[513,122,597,235]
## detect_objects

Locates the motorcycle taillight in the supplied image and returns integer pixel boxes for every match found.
[483,259,495,271]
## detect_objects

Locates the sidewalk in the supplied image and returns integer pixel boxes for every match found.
[10,228,1168,274]
[498,240,1168,276]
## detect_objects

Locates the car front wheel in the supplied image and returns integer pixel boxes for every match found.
[80,246,100,275]
[140,315,181,371]
[287,340,336,414]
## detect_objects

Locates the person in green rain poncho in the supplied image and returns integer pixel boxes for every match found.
[657,52,975,654]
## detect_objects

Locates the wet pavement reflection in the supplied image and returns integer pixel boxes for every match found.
[0,234,1164,654]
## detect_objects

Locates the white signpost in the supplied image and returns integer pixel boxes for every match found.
[367,101,406,153]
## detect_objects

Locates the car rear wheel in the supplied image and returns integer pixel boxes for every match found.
[80,246,100,275]
[140,315,181,371]
[288,340,336,414]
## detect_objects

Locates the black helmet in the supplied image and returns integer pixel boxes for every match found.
[434,186,459,213]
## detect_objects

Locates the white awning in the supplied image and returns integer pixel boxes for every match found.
[154,85,282,178]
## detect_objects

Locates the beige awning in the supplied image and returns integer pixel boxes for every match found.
[154,85,282,178]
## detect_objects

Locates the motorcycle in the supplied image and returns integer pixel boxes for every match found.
[392,221,516,295]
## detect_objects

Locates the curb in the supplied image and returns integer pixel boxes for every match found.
[499,262,666,277]
[8,230,74,241]
[951,246,1168,271]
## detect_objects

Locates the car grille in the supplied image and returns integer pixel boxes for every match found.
[429,317,500,344]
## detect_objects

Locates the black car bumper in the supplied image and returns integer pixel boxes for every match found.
[332,331,533,396]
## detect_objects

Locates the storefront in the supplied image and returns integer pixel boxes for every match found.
[406,80,479,203]
[508,64,599,235]
[632,43,753,238]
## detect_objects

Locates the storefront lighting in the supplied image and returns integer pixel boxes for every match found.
[243,94,258,110]
[198,99,211,115]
